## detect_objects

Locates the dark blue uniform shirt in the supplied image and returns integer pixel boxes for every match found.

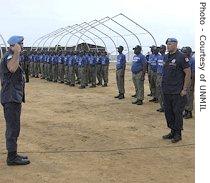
[1,51,25,104]
[162,50,190,94]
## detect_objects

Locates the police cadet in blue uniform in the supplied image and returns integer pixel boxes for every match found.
[131,45,147,105]
[96,51,102,86]
[101,51,109,87]
[0,36,30,165]
[156,45,166,112]
[114,46,126,99]
[181,46,195,119]
[88,51,97,88]
[68,51,76,86]
[146,46,155,97]
[149,46,159,103]
[162,38,191,143]
[20,50,30,83]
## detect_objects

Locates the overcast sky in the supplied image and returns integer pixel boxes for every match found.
[0,0,195,52]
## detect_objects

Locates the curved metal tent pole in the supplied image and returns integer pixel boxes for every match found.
[106,15,141,46]
[91,18,130,59]
[0,34,8,60]
[65,25,98,52]
[119,13,157,46]
[74,23,107,52]
[0,34,8,51]
[31,28,63,51]
[55,22,87,50]
[64,18,108,50]
[47,25,80,50]
[0,44,4,60]
[63,24,98,52]
[83,21,118,55]
[50,27,90,51]
[40,28,71,51]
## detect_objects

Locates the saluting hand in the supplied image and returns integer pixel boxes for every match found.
[11,44,22,54]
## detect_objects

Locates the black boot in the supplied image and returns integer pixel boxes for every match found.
[89,84,96,88]
[162,130,174,139]
[171,130,182,143]
[157,108,164,112]
[183,110,188,117]
[7,151,30,166]
[132,99,138,104]
[115,94,120,98]
[149,98,158,102]
[96,82,102,86]
[102,83,107,87]
[132,94,137,98]
[118,94,125,100]
[184,111,192,119]
[79,85,85,89]
[132,99,143,105]
[136,100,143,105]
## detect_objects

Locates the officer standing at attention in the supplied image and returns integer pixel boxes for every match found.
[114,46,126,99]
[88,51,97,88]
[156,45,166,112]
[162,38,191,143]
[68,51,76,86]
[131,45,147,105]
[181,46,195,119]
[101,51,109,87]
[20,50,30,83]
[0,36,30,165]
[149,46,159,103]
[96,51,102,86]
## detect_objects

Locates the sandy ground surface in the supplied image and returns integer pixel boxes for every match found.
[0,64,194,183]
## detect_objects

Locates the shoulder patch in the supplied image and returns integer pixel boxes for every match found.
[171,59,176,63]
[7,54,13,60]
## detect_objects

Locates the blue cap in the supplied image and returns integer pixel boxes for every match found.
[7,35,24,45]
[133,45,142,50]
[166,38,178,44]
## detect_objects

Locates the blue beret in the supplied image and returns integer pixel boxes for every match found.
[7,35,24,45]
[166,38,178,44]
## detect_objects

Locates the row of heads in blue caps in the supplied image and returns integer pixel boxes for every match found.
[7,35,180,53]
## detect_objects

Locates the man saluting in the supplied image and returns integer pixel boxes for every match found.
[1,35,30,166]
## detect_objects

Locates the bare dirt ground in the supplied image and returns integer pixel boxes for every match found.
[0,63,194,183]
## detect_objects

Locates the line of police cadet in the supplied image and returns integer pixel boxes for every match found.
[20,49,110,89]
[114,44,195,119]
[20,44,195,121]
[114,40,194,143]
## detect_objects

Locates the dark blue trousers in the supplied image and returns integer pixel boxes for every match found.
[163,94,187,131]
[3,102,21,152]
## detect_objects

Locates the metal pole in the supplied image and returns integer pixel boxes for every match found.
[31,28,63,51]
[47,25,78,50]
[64,18,108,50]
[106,16,141,46]
[0,34,8,51]
[91,18,130,60]
[62,24,98,51]
[52,27,91,51]
[119,13,157,46]
[83,21,118,55]
[74,23,107,51]
[55,22,87,50]
[40,28,71,51]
